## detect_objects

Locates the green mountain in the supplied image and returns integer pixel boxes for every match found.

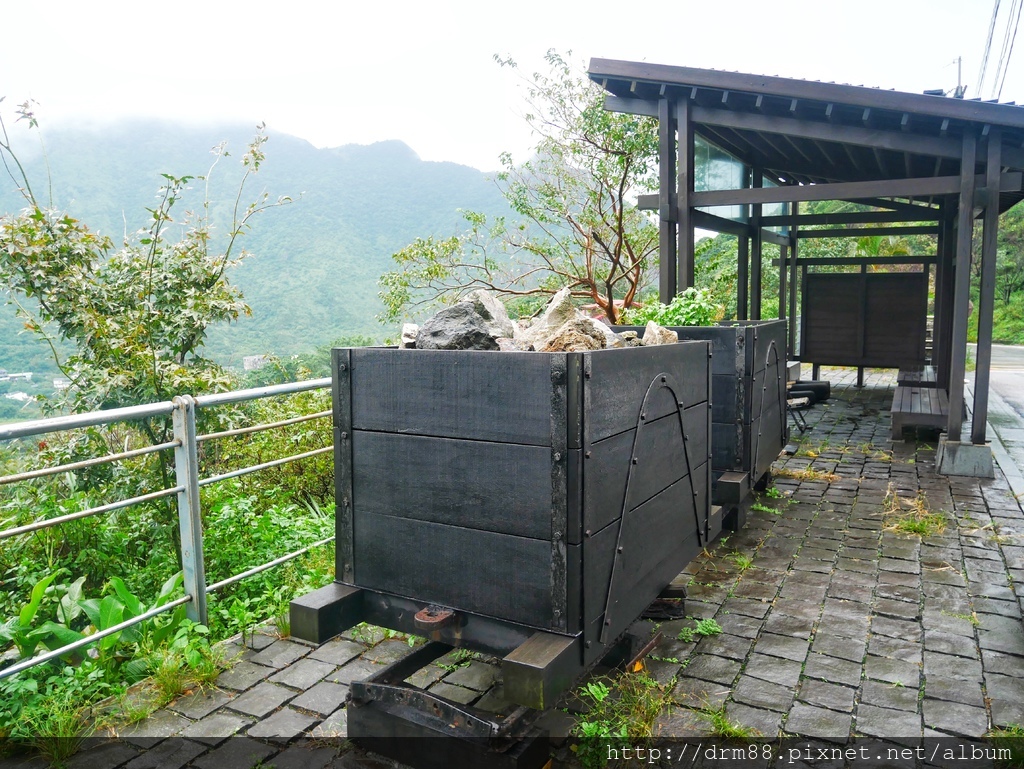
[0,121,509,375]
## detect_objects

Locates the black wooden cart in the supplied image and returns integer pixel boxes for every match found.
[616,320,787,527]
[291,342,711,766]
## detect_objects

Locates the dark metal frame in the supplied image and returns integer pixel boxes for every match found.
[590,58,1024,461]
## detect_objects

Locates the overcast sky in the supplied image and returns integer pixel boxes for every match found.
[2,0,1020,171]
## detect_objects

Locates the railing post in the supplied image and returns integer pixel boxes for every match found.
[172,395,208,624]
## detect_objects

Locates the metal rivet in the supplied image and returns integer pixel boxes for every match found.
[585,451,592,458]
[617,546,623,553]
[632,458,638,465]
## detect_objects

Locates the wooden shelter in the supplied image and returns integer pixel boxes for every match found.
[588,58,1024,476]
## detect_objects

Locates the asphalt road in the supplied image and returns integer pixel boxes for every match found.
[979,344,1024,420]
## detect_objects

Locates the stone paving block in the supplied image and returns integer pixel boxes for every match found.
[922,699,989,738]
[803,652,863,688]
[168,687,234,720]
[732,580,780,601]
[763,612,815,639]
[290,681,351,716]
[405,663,447,689]
[922,629,980,658]
[978,620,1024,656]
[671,677,730,710]
[427,682,479,705]
[310,707,348,738]
[720,596,771,619]
[923,651,983,682]
[731,674,794,713]
[307,638,365,666]
[442,660,499,691]
[756,631,810,662]
[855,703,923,740]
[973,596,1021,618]
[116,708,191,748]
[181,711,254,746]
[651,705,716,738]
[871,616,923,642]
[981,648,1024,676]
[811,633,866,664]
[827,580,874,601]
[724,701,783,739]
[921,676,985,708]
[677,653,742,687]
[859,680,919,712]
[247,706,319,743]
[869,633,922,664]
[124,737,206,769]
[863,654,919,687]
[743,653,802,689]
[269,657,337,690]
[215,660,276,692]
[247,639,311,669]
[361,638,418,665]
[66,739,140,769]
[693,632,752,660]
[797,679,856,713]
[985,673,1024,727]
[191,736,276,769]
[785,702,852,741]
[773,597,822,621]
[227,681,295,718]
[873,596,921,619]
[713,612,761,639]
[473,683,518,716]
[325,658,379,685]
[267,744,339,769]
[921,608,976,636]
[875,583,922,603]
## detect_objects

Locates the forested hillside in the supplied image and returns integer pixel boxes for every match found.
[0,122,509,375]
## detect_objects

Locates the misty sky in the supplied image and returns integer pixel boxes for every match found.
[2,0,1020,171]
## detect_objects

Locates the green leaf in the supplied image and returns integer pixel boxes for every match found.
[109,577,144,618]
[19,572,59,627]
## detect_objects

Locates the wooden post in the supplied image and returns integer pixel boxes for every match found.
[934,205,956,391]
[738,234,749,320]
[751,168,763,319]
[946,131,978,442]
[789,202,799,356]
[658,98,678,304]
[972,129,1002,445]
[779,244,788,321]
[677,99,695,290]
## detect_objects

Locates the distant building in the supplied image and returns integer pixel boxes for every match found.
[4,392,32,402]
[6,372,32,382]
[243,355,270,372]
[53,378,72,391]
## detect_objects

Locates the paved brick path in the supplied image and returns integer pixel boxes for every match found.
[12,367,1023,768]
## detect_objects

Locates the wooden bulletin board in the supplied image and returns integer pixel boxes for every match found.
[800,272,928,369]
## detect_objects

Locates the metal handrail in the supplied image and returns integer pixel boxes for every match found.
[0,376,334,679]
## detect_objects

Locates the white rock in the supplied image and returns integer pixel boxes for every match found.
[642,321,679,346]
[516,288,577,349]
[400,323,419,349]
[464,289,516,339]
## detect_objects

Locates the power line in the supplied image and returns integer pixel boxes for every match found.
[977,0,1002,98]
[994,0,1023,99]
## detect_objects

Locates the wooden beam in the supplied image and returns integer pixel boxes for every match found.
[691,105,963,161]
[738,234,749,320]
[762,209,942,226]
[689,172,1021,207]
[770,255,937,267]
[795,225,939,239]
[692,209,749,236]
[751,168,763,319]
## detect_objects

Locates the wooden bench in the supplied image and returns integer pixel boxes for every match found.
[897,365,938,388]
[891,385,948,439]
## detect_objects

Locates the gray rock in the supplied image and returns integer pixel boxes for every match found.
[464,289,516,338]
[400,323,418,348]
[538,318,607,352]
[515,288,576,349]
[578,316,625,348]
[642,320,678,346]
[416,303,499,350]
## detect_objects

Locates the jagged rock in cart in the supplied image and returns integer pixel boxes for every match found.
[538,318,608,352]
[580,316,626,348]
[400,323,419,349]
[463,289,516,339]
[618,330,643,347]
[514,287,577,350]
[416,302,499,350]
[641,320,679,346]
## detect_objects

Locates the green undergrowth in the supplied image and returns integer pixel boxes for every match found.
[570,671,674,769]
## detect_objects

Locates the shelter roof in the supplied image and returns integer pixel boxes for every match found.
[588,59,1024,212]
